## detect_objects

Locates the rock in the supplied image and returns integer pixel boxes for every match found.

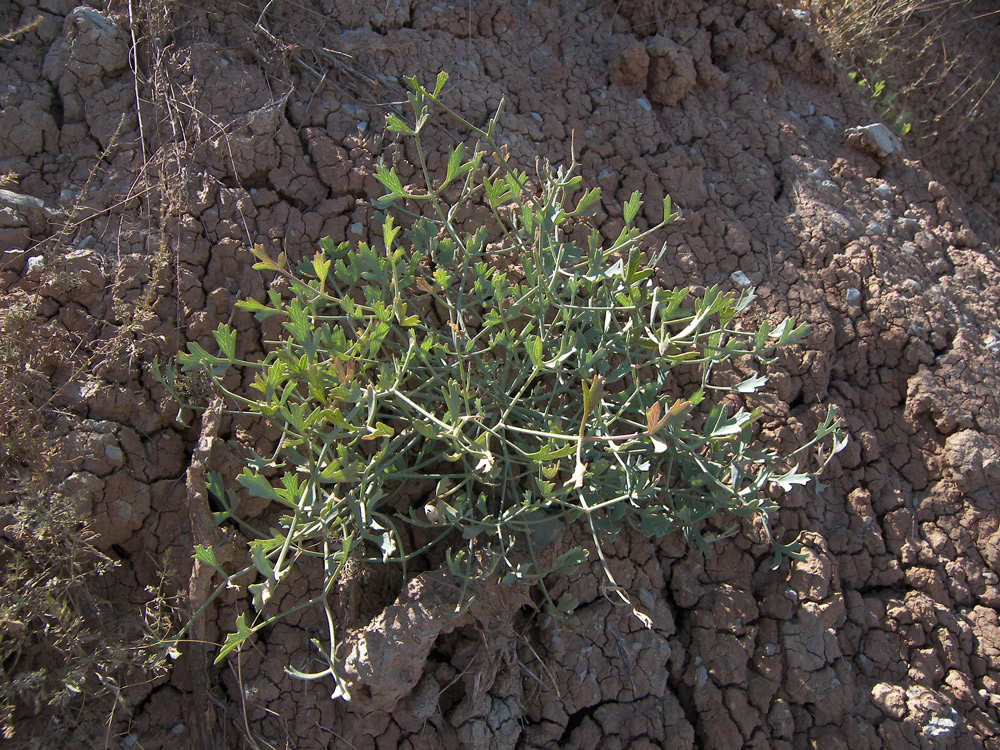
[0,188,67,233]
[845,123,902,160]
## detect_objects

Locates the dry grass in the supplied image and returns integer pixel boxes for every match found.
[0,4,193,746]
[0,477,174,747]
[0,16,42,45]
[809,0,1000,150]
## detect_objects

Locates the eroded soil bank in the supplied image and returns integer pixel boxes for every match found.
[2,0,1000,747]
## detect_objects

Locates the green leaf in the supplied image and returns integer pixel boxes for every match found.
[770,317,810,347]
[554,547,588,575]
[733,374,768,394]
[623,191,642,226]
[362,421,394,441]
[773,466,811,492]
[214,613,253,664]
[213,324,237,362]
[528,335,543,369]
[581,375,604,417]
[236,297,282,320]
[249,539,275,580]
[374,164,406,201]
[639,509,674,537]
[754,321,772,352]
[382,214,400,254]
[283,300,312,345]
[311,251,331,286]
[193,544,223,575]
[662,194,678,223]
[556,593,579,614]
[524,443,578,461]
[384,113,415,136]
[572,187,601,216]
[432,71,449,98]
[178,341,229,371]
[237,469,280,501]
[442,143,470,188]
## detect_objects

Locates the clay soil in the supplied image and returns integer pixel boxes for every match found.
[2,0,1000,748]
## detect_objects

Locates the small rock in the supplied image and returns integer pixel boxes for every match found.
[922,707,960,739]
[845,123,902,159]
[846,288,861,306]
[0,188,66,232]
[984,330,1000,357]
[730,270,751,287]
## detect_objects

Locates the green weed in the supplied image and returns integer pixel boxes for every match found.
[159,73,847,697]
[848,71,912,135]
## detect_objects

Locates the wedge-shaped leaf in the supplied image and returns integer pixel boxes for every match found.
[283,300,312,345]
[524,443,578,462]
[237,469,280,501]
[249,244,284,272]
[704,405,755,439]
[770,316,810,347]
[623,191,642,226]
[772,465,811,492]
[213,324,237,362]
[581,374,604,417]
[572,187,602,216]
[214,613,253,664]
[193,544,224,575]
[734,287,757,314]
[236,297,283,320]
[639,508,674,537]
[556,593,579,614]
[432,70,449,97]
[554,547,588,575]
[384,113,416,136]
[374,163,406,202]
[178,341,229,370]
[733,373,768,394]
[249,539,276,580]
[651,398,694,432]
[528,335,543,369]
[311,251,331,286]
[361,421,394,441]
[662,194,679,223]
[442,143,471,188]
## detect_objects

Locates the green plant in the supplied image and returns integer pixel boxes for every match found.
[158,73,846,697]
[848,71,912,135]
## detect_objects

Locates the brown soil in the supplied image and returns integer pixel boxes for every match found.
[2,0,1000,748]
